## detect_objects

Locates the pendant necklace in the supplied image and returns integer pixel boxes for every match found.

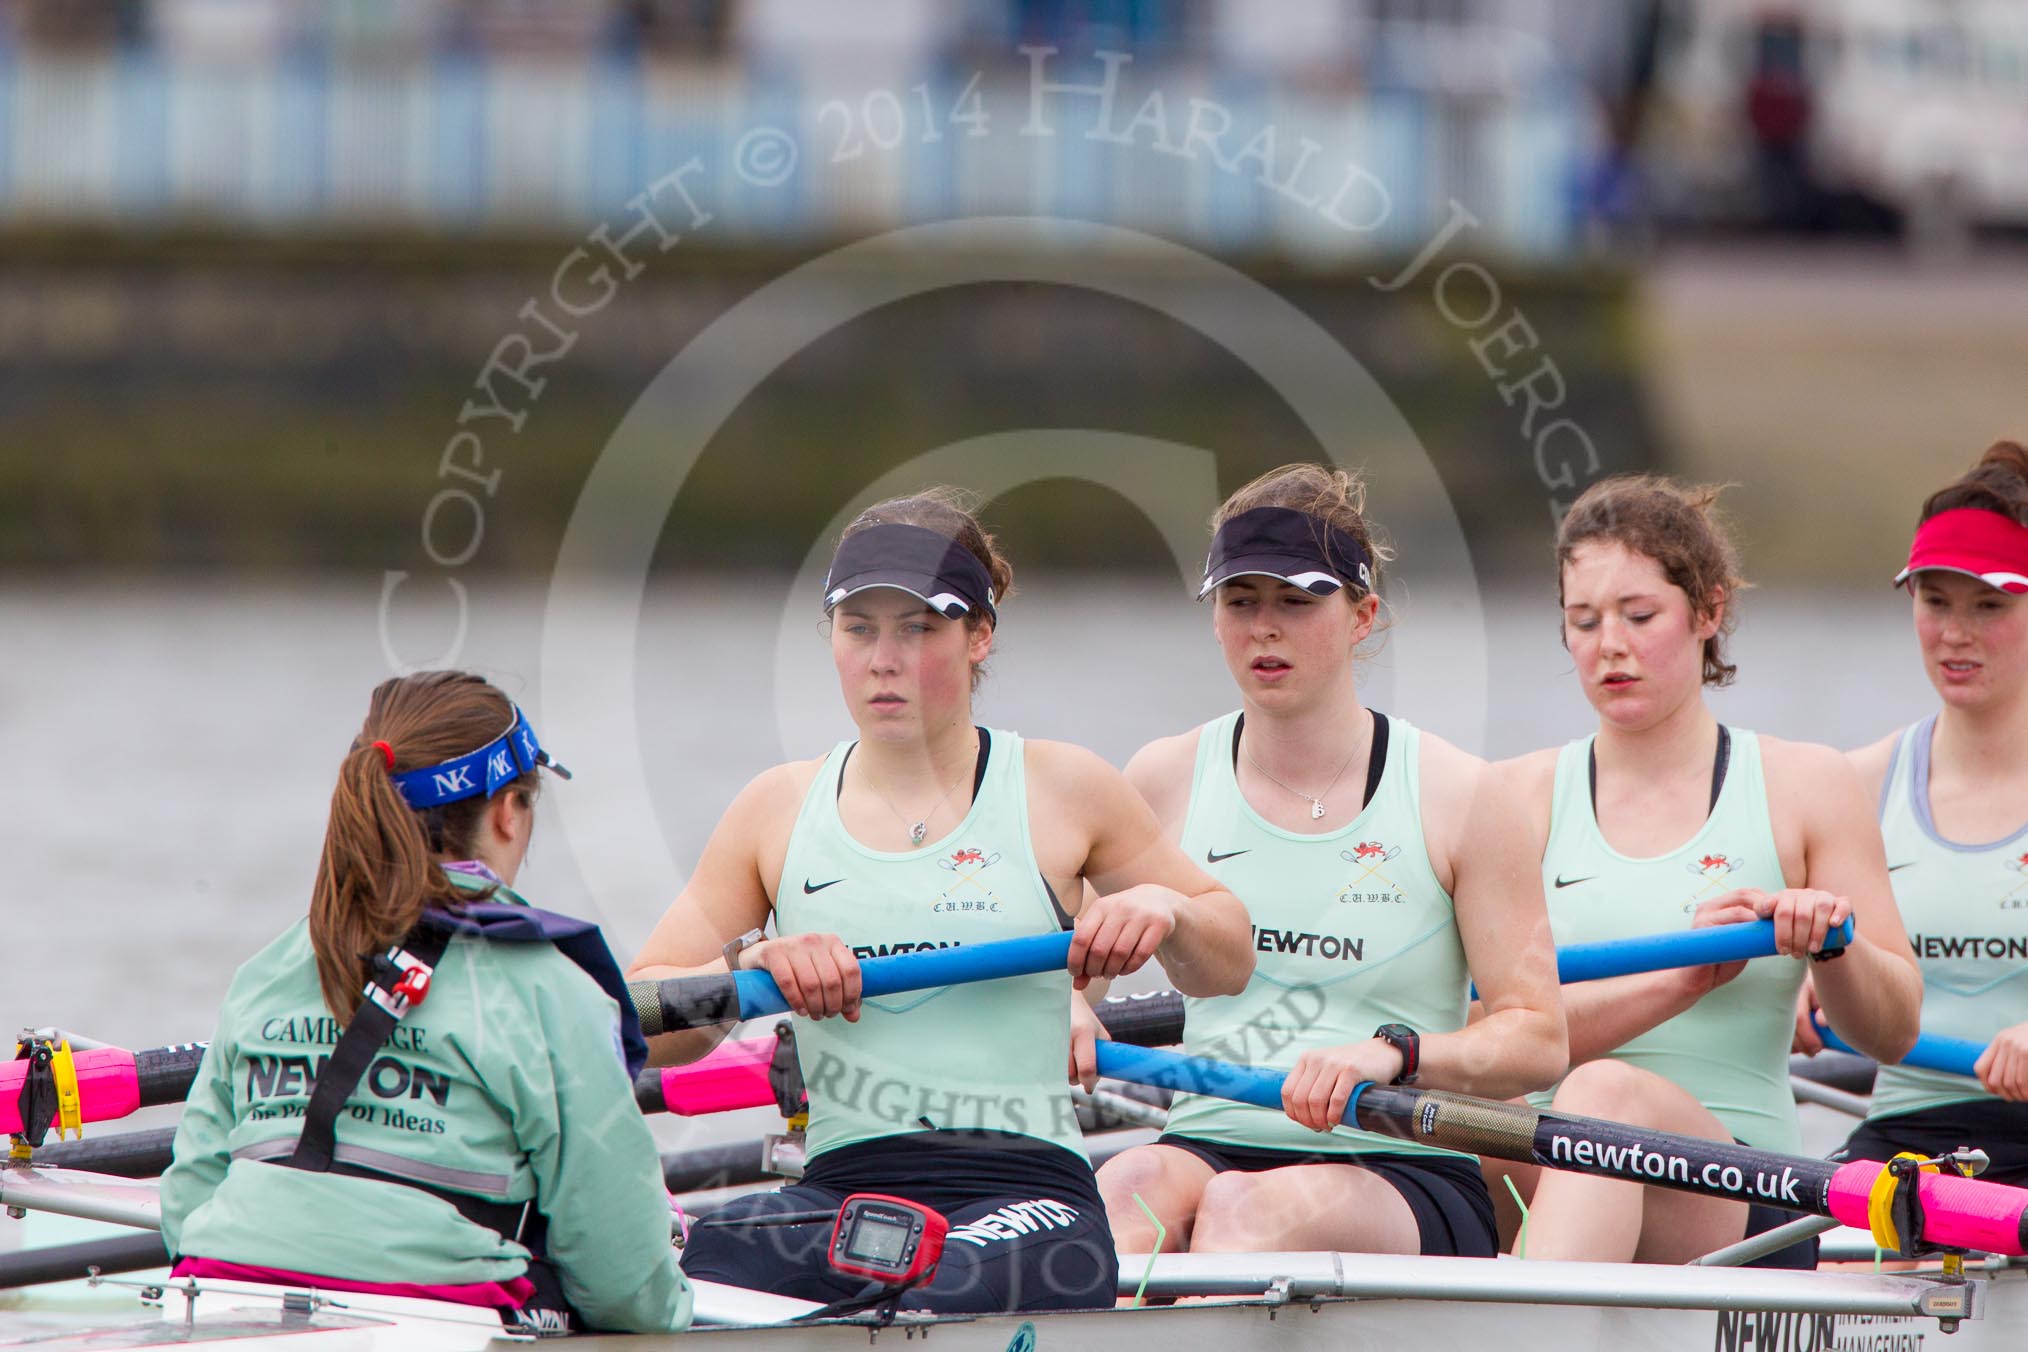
[1241,733,1362,820]
[869,739,973,845]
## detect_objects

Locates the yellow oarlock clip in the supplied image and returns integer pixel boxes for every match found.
[1867,1151,1936,1253]
[50,1039,84,1141]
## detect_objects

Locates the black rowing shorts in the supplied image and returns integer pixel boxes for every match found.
[679,1130,1117,1314]
[1155,1133,1498,1257]
[1840,1100,2028,1188]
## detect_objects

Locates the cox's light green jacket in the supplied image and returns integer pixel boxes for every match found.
[159,876,690,1333]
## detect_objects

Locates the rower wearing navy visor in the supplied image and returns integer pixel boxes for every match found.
[1798,442,2028,1184]
[159,672,691,1334]
[630,488,1253,1314]
[1097,464,1567,1260]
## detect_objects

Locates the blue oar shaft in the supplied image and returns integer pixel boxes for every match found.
[736,930,1075,1018]
[1557,916,1852,983]
[1468,916,1853,998]
[1818,1025,1985,1079]
[639,931,1077,1032]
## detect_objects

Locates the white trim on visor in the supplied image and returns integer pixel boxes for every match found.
[1893,564,2028,594]
[1196,567,1345,599]
[825,581,979,618]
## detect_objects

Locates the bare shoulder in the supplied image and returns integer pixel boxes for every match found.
[1122,726,1207,829]
[1757,733,1870,822]
[734,757,824,814]
[1492,746,1562,802]
[1844,730,1902,805]
[1481,746,1559,840]
[1757,732,1854,787]
[1023,737,1128,798]
[715,757,824,849]
[1415,727,1495,799]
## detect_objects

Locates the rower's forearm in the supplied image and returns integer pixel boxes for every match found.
[1158,892,1254,997]
[1562,971,1697,1065]
[1813,942,1921,1063]
[1423,1007,1567,1100]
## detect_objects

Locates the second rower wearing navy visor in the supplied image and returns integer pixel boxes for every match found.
[1197,505,1375,599]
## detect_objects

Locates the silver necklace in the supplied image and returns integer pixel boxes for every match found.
[868,739,974,845]
[1241,732,1363,820]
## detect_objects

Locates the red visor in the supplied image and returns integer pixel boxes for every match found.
[1896,508,2028,594]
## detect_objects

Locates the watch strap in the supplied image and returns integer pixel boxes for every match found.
[1373,1023,1419,1085]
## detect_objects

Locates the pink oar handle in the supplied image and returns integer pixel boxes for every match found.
[647,1036,776,1117]
[1829,1159,2028,1256]
[0,1048,141,1136]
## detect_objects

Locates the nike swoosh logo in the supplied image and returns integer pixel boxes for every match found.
[1206,848,1251,863]
[1887,862,1916,873]
[802,878,844,893]
[1553,874,1596,889]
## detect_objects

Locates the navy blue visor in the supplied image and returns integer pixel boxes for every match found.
[1198,506,1373,600]
[823,522,997,621]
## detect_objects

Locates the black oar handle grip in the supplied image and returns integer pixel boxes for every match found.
[33,1125,177,1178]
[0,1231,169,1292]
[134,1043,208,1108]
[1095,990,1184,1047]
[629,975,741,1037]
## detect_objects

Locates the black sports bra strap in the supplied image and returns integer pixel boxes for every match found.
[837,728,989,800]
[1231,710,1388,810]
[1363,712,1389,809]
[1588,725,1732,817]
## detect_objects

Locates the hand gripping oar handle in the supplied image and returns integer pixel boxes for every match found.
[1817,1024,1986,1079]
[1556,916,1853,983]
[1093,1042,2028,1256]
[630,930,1078,1034]
[1467,916,1856,998]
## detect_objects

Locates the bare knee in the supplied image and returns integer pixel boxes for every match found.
[1097,1146,1185,1206]
[1190,1172,1275,1249]
[1097,1146,1205,1246]
[1552,1059,1678,1125]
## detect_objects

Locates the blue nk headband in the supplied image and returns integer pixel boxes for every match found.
[389,706,571,810]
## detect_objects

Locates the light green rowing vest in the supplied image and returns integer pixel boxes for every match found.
[1870,715,2028,1121]
[1535,728,1803,1152]
[774,727,1083,1161]
[1164,710,1471,1159]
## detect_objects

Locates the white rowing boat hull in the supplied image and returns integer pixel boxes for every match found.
[4,1257,2020,1352]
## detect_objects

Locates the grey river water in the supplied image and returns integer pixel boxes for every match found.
[4,577,1933,1155]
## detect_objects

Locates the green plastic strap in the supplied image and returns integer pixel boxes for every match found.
[1131,1192,1167,1309]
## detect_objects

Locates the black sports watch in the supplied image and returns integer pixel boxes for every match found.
[1373,1023,1419,1085]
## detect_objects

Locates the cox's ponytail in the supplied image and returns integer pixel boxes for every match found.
[308,673,530,1019]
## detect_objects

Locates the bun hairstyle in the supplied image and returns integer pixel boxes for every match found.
[1920,440,2028,526]
[309,672,539,1019]
[1211,463,1392,597]
[1556,475,1747,688]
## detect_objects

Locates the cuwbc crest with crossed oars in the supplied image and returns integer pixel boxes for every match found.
[1679,852,1744,912]
[935,846,1003,912]
[1339,841,1403,900]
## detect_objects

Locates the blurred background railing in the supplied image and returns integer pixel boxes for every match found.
[0,48,1590,256]
[0,1,1608,258]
